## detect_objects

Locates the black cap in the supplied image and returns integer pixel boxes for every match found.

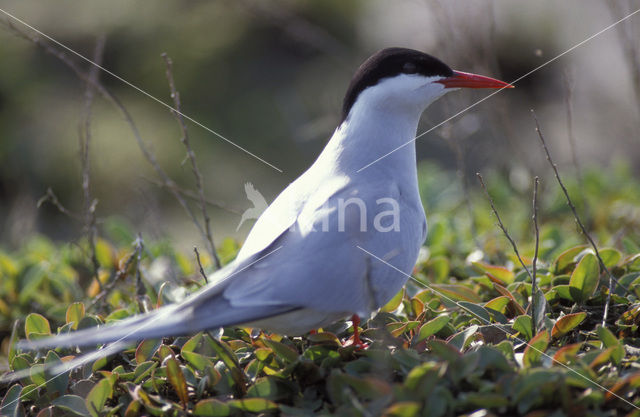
[341,48,453,122]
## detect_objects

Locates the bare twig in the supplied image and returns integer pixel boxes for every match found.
[476,173,535,285]
[89,239,142,309]
[531,176,540,335]
[134,234,145,296]
[4,22,222,264]
[80,35,106,293]
[531,111,631,325]
[162,53,220,269]
[37,188,81,221]
[193,246,209,284]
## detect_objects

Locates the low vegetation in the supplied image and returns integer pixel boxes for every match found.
[1,163,640,416]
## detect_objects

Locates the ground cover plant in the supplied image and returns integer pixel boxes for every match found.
[1,160,640,416]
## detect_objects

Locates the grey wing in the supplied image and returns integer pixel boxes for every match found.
[223,180,424,317]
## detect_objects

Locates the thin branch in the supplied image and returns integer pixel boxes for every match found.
[162,53,220,269]
[476,173,534,285]
[193,246,209,284]
[135,234,145,296]
[37,187,81,221]
[4,22,220,261]
[89,239,142,309]
[531,176,540,335]
[80,35,106,293]
[531,111,632,325]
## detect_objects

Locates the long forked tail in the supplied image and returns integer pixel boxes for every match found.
[1,305,193,383]
[17,303,187,351]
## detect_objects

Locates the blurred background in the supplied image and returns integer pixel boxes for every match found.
[0,0,638,253]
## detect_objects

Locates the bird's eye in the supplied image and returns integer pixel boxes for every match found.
[402,62,417,74]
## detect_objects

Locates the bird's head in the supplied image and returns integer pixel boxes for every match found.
[341,47,512,123]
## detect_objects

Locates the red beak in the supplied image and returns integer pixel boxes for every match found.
[436,71,513,89]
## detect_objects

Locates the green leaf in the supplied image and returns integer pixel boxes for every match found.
[133,361,157,383]
[8,320,19,365]
[228,398,278,413]
[383,401,421,417]
[554,285,574,301]
[447,325,478,351]
[597,325,619,348]
[193,399,231,416]
[95,238,114,268]
[554,245,587,273]
[52,395,91,417]
[416,315,449,342]
[65,302,85,330]
[552,342,583,364]
[513,315,533,340]
[105,309,130,323]
[386,321,416,338]
[569,253,600,303]
[166,354,189,406]
[459,301,491,323]
[472,262,514,284]
[135,339,161,363]
[523,331,549,367]
[181,333,214,371]
[85,378,112,417]
[17,385,38,403]
[551,312,587,338]
[25,313,51,339]
[429,256,450,282]
[45,350,69,395]
[484,296,511,314]
[599,248,622,268]
[262,339,299,364]
[596,325,624,365]
[430,284,482,303]
[30,364,46,386]
[246,377,294,401]
[1,384,24,417]
[380,288,404,312]
[204,335,246,395]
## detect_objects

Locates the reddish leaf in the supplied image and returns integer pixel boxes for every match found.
[552,312,587,338]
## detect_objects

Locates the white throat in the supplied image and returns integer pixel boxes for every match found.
[315,75,448,176]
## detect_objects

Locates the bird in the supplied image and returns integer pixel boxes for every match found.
[236,182,269,231]
[13,47,511,373]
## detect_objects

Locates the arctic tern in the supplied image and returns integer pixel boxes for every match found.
[16,47,511,361]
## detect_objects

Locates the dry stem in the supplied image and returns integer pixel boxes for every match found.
[162,53,220,269]
[531,176,540,335]
[476,173,534,285]
[194,246,209,284]
[4,22,222,269]
[80,35,106,293]
[531,110,631,326]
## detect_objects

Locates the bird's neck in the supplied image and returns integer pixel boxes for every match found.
[317,104,422,178]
